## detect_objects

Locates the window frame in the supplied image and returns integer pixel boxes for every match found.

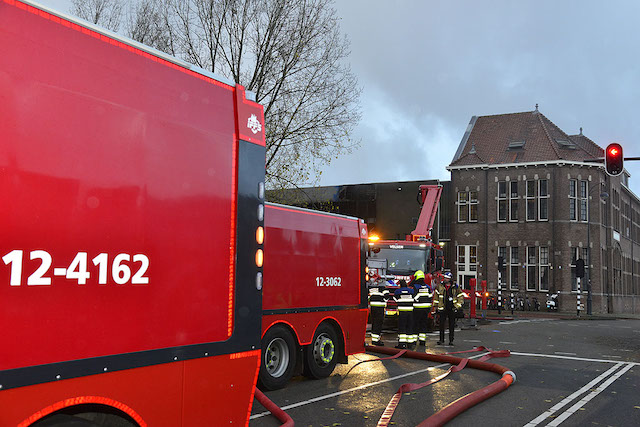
[569,179,578,221]
[497,181,507,222]
[538,179,549,221]
[457,191,468,223]
[509,181,518,222]
[509,246,519,290]
[526,246,537,291]
[539,246,550,291]
[526,180,536,221]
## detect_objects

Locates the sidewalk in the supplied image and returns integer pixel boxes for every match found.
[473,308,640,321]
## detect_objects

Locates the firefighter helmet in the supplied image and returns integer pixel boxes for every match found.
[414,270,425,281]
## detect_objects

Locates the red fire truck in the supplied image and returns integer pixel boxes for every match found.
[0,1,368,425]
[260,204,368,390]
[367,185,445,316]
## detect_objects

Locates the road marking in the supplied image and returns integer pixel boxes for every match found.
[499,341,516,344]
[250,353,490,419]
[546,364,634,426]
[463,339,482,343]
[499,319,553,325]
[510,351,639,365]
[523,363,624,427]
[601,355,622,359]
[554,352,577,356]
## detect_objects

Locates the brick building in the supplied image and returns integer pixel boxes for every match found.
[448,108,640,314]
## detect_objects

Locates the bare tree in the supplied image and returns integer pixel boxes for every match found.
[71,0,124,32]
[69,0,361,191]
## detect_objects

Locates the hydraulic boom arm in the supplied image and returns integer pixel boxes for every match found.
[410,184,442,241]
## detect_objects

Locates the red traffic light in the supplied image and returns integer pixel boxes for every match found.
[605,143,624,176]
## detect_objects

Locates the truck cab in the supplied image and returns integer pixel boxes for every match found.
[367,239,443,316]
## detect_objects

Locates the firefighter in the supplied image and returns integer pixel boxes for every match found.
[394,279,415,349]
[432,272,464,346]
[411,270,433,346]
[368,277,389,346]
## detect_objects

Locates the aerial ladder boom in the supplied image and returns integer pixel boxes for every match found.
[410,184,442,241]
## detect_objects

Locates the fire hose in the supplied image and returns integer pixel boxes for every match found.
[253,388,294,427]
[254,345,514,426]
[365,345,516,427]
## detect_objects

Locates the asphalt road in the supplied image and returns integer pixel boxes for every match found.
[250,315,640,426]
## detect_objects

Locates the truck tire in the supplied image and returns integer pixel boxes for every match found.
[258,325,297,390]
[303,323,339,379]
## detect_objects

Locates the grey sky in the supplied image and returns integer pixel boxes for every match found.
[34,0,640,195]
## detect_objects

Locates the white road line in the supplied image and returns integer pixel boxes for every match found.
[499,319,553,325]
[250,353,489,419]
[523,363,624,427]
[553,352,577,356]
[510,351,639,365]
[499,341,516,344]
[601,355,622,359]
[463,339,482,343]
[546,363,634,426]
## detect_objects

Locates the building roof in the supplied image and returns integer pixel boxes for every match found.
[449,110,604,168]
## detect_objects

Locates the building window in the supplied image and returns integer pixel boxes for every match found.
[498,246,507,281]
[580,181,588,222]
[509,181,518,222]
[510,246,519,290]
[458,245,465,265]
[458,191,468,222]
[469,191,478,222]
[458,191,478,222]
[570,179,588,222]
[497,181,507,222]
[571,247,589,292]
[526,246,536,291]
[539,246,550,291]
[612,190,620,232]
[569,179,577,221]
[526,180,536,221]
[538,179,549,221]
[469,246,477,271]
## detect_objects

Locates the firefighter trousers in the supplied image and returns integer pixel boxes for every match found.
[413,308,429,342]
[438,310,455,344]
[397,310,414,344]
[370,306,385,343]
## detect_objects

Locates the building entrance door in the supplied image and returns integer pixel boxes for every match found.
[456,245,477,289]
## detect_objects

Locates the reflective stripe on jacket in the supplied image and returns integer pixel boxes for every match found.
[394,288,415,311]
[433,283,464,312]
[369,286,389,307]
[414,286,433,309]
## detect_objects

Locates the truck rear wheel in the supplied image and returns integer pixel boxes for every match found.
[303,323,339,379]
[258,325,297,390]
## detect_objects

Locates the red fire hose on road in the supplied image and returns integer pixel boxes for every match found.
[253,388,294,427]
[365,345,516,427]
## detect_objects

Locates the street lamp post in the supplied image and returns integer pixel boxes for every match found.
[587,182,609,315]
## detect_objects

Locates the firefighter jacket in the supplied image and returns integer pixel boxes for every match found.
[413,284,433,309]
[368,284,389,308]
[394,286,416,312]
[433,282,464,312]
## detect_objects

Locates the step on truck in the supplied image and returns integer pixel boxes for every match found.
[1,1,263,425]
[259,204,369,390]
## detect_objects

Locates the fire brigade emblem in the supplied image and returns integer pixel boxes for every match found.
[247,114,262,134]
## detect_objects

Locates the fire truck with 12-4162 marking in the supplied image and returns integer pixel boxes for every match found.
[0,1,368,425]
